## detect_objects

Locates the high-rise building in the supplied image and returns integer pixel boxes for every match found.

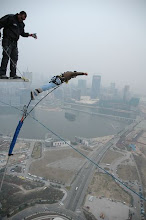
[91,75,101,99]
[54,88,64,100]
[71,88,81,101]
[78,79,86,96]
[110,83,115,92]
[123,85,130,102]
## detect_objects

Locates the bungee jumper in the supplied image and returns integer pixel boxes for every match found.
[8,71,88,155]
[31,71,88,100]
[0,11,37,80]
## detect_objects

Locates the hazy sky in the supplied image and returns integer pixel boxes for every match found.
[0,0,145,93]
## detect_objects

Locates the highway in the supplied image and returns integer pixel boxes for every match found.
[65,119,142,219]
[65,140,114,212]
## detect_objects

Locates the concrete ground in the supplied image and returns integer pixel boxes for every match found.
[84,195,132,220]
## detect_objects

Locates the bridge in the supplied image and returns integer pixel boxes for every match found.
[64,101,137,114]
[62,106,136,122]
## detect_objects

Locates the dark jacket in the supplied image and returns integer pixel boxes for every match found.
[62,71,86,82]
[0,13,29,41]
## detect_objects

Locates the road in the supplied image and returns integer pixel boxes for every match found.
[65,119,143,220]
[65,140,114,212]
[6,204,85,220]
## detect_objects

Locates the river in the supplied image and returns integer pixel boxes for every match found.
[0,106,129,141]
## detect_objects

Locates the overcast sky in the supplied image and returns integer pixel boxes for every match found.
[0,0,145,94]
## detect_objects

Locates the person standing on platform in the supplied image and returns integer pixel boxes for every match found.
[0,11,37,79]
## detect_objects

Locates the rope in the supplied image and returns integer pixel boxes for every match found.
[0,156,10,192]
[0,100,23,113]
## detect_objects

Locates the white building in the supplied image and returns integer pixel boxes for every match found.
[53,140,70,147]
[45,138,70,147]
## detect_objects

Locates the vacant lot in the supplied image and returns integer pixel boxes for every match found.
[138,144,146,157]
[0,174,44,191]
[84,196,130,220]
[87,172,132,205]
[0,184,63,217]
[30,148,89,184]
[133,154,146,193]
[31,142,42,159]
[117,164,139,181]
[101,150,124,164]
[0,174,63,217]
[9,152,27,164]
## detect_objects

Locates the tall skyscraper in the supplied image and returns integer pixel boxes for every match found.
[110,82,116,92]
[91,75,101,99]
[78,79,86,96]
[71,88,81,101]
[123,85,130,102]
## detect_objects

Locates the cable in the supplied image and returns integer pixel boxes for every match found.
[0,157,10,192]
[0,100,23,113]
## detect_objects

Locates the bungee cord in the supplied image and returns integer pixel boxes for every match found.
[27,85,60,116]
[0,86,59,191]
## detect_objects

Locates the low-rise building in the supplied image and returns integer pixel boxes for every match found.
[45,138,70,147]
